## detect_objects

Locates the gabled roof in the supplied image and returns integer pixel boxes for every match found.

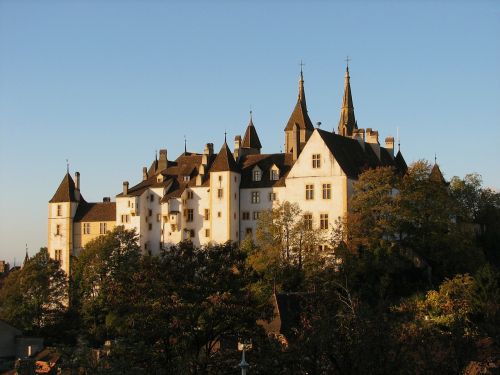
[74,202,116,222]
[241,117,262,149]
[317,130,375,179]
[240,153,294,188]
[49,173,84,203]
[284,71,315,131]
[210,142,240,173]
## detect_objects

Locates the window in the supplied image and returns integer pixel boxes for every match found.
[121,214,130,223]
[305,184,314,200]
[271,169,279,181]
[55,249,62,263]
[268,192,277,201]
[57,205,62,216]
[242,212,250,220]
[99,223,107,234]
[322,184,331,199]
[320,214,329,230]
[246,228,253,235]
[205,229,210,237]
[187,190,194,199]
[183,175,190,182]
[56,224,61,236]
[148,223,153,230]
[148,209,152,217]
[304,214,313,230]
[252,169,261,182]
[312,154,321,168]
[127,200,131,207]
[204,209,210,220]
[189,229,195,238]
[157,214,161,222]
[253,211,261,220]
[150,194,154,202]
[251,191,260,204]
[186,209,194,222]
[217,211,221,218]
[217,189,223,198]
[218,175,222,182]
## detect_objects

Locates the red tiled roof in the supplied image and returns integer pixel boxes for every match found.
[74,202,116,222]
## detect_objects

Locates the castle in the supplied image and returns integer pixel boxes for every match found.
[48,67,407,276]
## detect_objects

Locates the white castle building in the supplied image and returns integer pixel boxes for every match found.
[48,67,407,275]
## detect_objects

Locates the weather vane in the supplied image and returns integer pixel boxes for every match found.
[345,55,351,68]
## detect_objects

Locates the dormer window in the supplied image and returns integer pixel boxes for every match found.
[157,175,163,183]
[270,169,279,181]
[183,175,190,182]
[252,168,261,182]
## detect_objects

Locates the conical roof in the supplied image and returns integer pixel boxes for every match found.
[49,173,83,203]
[242,116,262,149]
[430,164,446,184]
[210,141,240,173]
[284,71,314,131]
[337,67,358,136]
[394,150,408,175]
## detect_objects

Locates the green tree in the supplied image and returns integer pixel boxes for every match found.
[0,247,67,335]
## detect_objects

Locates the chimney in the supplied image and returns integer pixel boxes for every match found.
[123,181,129,195]
[385,136,395,158]
[103,197,111,203]
[366,128,381,160]
[75,172,80,190]
[234,135,242,159]
[142,167,148,181]
[158,149,168,171]
[352,129,366,149]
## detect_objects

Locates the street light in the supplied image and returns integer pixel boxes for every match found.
[238,340,252,375]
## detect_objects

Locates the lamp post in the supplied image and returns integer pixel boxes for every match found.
[238,340,252,375]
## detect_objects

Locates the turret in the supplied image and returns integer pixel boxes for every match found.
[284,67,314,160]
[337,65,358,137]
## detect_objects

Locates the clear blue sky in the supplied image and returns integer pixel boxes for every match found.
[0,1,499,264]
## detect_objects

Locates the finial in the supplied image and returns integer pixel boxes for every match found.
[345,55,351,69]
[155,150,158,161]
[66,159,69,174]
[397,127,400,152]
[184,135,187,154]
[434,153,437,165]
[299,60,305,77]
[224,130,227,143]
[25,243,28,255]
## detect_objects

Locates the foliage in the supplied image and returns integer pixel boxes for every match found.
[0,247,67,335]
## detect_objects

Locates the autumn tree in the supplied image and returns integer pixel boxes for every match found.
[0,247,67,335]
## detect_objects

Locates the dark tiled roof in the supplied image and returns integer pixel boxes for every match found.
[240,153,294,188]
[242,119,262,149]
[49,173,84,203]
[317,129,401,179]
[284,99,314,131]
[210,142,240,173]
[395,150,408,175]
[74,202,116,222]
[430,164,446,184]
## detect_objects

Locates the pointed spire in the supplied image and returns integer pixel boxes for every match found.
[337,62,357,137]
[242,111,262,149]
[298,60,306,106]
[23,244,29,267]
[430,163,446,184]
[284,67,314,132]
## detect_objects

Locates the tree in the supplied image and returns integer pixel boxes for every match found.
[0,247,67,335]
